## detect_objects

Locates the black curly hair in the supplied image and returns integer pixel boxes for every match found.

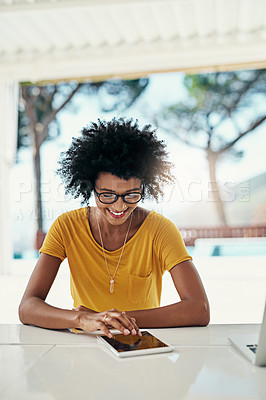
[57,118,174,204]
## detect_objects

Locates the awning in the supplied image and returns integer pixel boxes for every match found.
[1,0,266,83]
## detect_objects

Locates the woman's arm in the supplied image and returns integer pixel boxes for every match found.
[126,260,210,328]
[19,253,140,337]
[19,253,81,329]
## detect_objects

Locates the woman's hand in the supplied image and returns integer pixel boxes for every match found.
[75,307,141,338]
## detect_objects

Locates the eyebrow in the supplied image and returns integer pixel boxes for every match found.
[98,188,141,193]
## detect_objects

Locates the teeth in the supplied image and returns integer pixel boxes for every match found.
[109,210,125,216]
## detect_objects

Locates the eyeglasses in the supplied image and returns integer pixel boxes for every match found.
[94,189,143,204]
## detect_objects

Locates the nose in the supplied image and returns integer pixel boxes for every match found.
[114,196,127,210]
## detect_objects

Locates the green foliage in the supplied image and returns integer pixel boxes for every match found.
[17,77,149,153]
[155,68,266,224]
[94,78,149,112]
[17,82,81,151]
[156,69,266,154]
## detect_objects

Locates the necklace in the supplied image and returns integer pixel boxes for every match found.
[96,211,133,294]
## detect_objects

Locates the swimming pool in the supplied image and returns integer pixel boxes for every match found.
[191,238,266,257]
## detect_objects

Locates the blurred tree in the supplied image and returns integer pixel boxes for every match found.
[155,69,266,225]
[17,78,149,247]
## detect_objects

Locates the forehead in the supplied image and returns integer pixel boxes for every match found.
[95,172,141,192]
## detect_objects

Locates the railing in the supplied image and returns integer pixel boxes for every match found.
[179,226,266,246]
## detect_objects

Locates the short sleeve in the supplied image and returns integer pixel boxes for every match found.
[39,217,66,261]
[154,217,192,273]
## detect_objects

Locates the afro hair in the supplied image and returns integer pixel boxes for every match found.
[57,118,174,204]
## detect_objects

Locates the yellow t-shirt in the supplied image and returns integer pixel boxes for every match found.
[39,207,192,312]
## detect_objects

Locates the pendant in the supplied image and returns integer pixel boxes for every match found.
[110,278,115,294]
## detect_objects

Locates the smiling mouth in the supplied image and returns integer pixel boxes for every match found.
[108,208,128,218]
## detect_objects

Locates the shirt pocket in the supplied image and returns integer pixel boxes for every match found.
[128,272,153,304]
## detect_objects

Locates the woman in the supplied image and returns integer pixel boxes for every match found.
[19,118,210,338]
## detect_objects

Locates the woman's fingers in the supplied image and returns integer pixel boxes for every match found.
[121,311,141,336]
[129,316,142,337]
[101,309,141,336]
[75,307,140,337]
[97,320,114,338]
[102,313,130,336]
[109,309,135,334]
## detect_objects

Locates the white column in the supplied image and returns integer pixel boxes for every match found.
[0,80,19,274]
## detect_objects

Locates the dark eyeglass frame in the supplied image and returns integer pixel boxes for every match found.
[94,189,143,204]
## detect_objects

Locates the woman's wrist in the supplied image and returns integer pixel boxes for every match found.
[77,313,83,330]
[74,310,87,330]
[75,309,98,330]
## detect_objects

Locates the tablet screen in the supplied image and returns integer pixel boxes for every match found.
[100,330,169,353]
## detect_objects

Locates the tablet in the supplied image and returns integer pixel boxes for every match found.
[97,330,173,358]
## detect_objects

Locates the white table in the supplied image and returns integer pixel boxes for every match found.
[0,324,265,400]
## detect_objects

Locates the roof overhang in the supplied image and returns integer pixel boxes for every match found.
[1,0,266,83]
